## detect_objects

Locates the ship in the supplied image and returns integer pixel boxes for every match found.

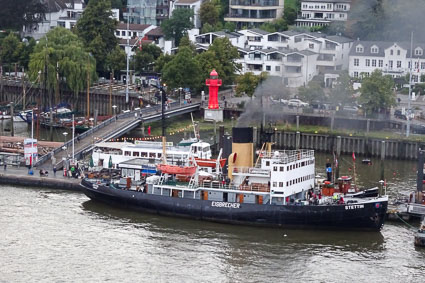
[80,127,388,231]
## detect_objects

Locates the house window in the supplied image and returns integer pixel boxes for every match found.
[415,62,419,69]
[421,62,425,69]
[339,14,345,18]
[415,48,423,56]
[379,60,383,67]
[372,59,376,67]
[275,66,280,72]
[408,62,411,69]
[366,59,370,67]
[397,50,400,56]
[371,47,378,53]
[266,65,271,71]
[397,61,402,68]
[115,31,119,36]
[389,60,393,68]
[390,50,393,55]
[355,46,363,53]
[354,58,359,66]
[121,31,125,36]
[354,72,358,77]
[309,43,314,49]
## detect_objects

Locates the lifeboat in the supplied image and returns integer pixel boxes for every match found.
[157,164,197,176]
[195,158,227,168]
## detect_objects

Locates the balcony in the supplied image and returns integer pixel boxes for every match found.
[230,0,279,6]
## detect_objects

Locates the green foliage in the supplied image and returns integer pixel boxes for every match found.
[329,72,354,107]
[18,38,36,69]
[105,45,126,77]
[162,46,202,91]
[154,53,173,73]
[283,6,297,25]
[223,22,236,32]
[205,37,241,86]
[132,44,162,73]
[178,35,196,52]
[297,81,325,103]
[161,9,194,47]
[0,34,21,66]
[235,72,259,98]
[200,1,220,26]
[259,18,288,33]
[75,0,118,73]
[28,27,96,102]
[359,70,396,114]
[0,0,46,30]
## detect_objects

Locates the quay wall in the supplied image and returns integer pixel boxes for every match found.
[0,173,81,191]
[254,130,424,160]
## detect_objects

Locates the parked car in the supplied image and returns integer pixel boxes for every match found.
[280,99,288,105]
[288,99,309,107]
[343,105,359,113]
[394,109,407,120]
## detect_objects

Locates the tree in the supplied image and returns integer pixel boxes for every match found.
[154,53,174,74]
[0,0,46,30]
[283,6,297,25]
[200,1,219,26]
[105,45,126,79]
[75,0,118,74]
[195,51,222,88]
[28,27,96,107]
[162,46,202,91]
[132,44,162,73]
[161,9,194,46]
[297,81,326,103]
[235,72,259,98]
[0,34,21,70]
[205,37,241,85]
[359,70,396,115]
[328,72,354,107]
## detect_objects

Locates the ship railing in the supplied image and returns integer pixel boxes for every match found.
[200,181,270,192]
[232,167,270,176]
[259,149,314,163]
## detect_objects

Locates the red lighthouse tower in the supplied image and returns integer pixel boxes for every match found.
[206,69,222,109]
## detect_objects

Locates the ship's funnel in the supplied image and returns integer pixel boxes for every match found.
[228,127,253,179]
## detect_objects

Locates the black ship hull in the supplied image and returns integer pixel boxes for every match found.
[80,180,388,231]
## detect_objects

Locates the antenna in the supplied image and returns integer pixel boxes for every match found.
[407,31,413,137]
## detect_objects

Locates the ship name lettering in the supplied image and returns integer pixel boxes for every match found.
[211,201,240,209]
[345,204,364,210]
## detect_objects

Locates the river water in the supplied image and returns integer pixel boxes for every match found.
[1,153,425,282]
[1,123,425,281]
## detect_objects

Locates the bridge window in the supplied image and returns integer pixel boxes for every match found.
[124,151,131,156]
[133,152,140,157]
[149,152,156,158]
[280,166,284,171]
[273,166,277,171]
[141,152,147,157]
[158,153,162,158]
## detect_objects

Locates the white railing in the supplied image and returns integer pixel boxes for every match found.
[260,149,314,164]
[232,167,270,176]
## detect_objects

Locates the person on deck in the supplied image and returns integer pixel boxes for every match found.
[326,159,332,182]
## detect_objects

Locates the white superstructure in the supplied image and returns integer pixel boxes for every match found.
[92,141,211,169]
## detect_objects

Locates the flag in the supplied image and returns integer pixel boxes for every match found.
[352,152,356,161]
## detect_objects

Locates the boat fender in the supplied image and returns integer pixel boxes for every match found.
[233,153,237,163]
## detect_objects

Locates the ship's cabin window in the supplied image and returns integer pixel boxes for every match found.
[158,153,162,158]
[149,152,156,158]
[203,146,210,152]
[301,161,305,166]
[141,152,147,157]
[266,161,270,166]
[273,182,277,187]
[128,169,134,178]
[279,182,283,187]
[286,181,289,186]
[280,166,284,171]
[133,152,140,157]
[122,168,128,177]
[124,151,131,156]
[273,166,277,171]
[193,147,197,153]
[287,166,289,170]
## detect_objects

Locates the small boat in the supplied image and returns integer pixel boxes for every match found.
[157,164,197,175]
[414,217,425,247]
[195,158,226,168]
[362,158,372,164]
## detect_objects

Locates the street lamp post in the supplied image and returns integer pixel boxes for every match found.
[62,132,69,157]
[112,105,117,122]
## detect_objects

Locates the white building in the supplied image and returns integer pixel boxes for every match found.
[349,41,425,83]
[171,0,204,29]
[194,29,353,87]
[22,0,85,40]
[224,0,285,29]
[296,0,351,28]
